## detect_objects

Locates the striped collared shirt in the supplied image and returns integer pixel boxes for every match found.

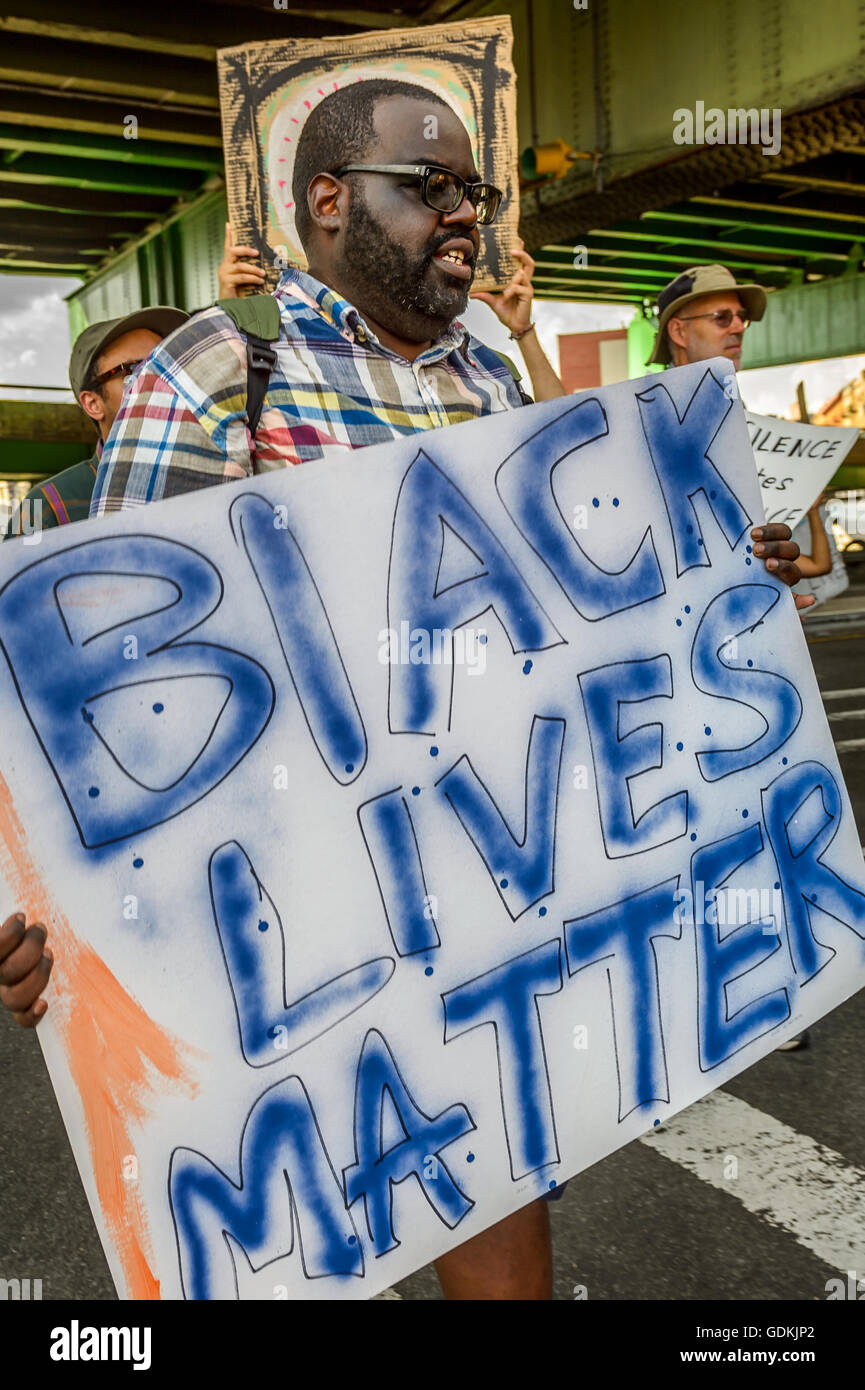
[90,268,528,516]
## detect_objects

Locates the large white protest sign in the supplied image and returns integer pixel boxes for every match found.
[1,359,863,1301]
[746,411,859,527]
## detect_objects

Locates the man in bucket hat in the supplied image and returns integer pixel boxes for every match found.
[646,263,766,371]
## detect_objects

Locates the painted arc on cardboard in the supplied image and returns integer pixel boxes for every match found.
[0,357,863,1300]
[216,15,519,294]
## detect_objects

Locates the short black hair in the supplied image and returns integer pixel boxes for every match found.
[292,79,454,247]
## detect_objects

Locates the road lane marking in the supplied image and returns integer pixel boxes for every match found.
[835,738,865,752]
[827,709,865,722]
[821,687,865,701]
[640,1089,865,1274]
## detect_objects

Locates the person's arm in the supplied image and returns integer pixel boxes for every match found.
[470,241,566,403]
[90,311,253,517]
[509,324,566,402]
[794,503,832,578]
[217,222,267,299]
[3,483,61,540]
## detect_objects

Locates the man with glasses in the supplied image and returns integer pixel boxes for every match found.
[646,263,762,372]
[3,308,186,538]
[89,79,565,517]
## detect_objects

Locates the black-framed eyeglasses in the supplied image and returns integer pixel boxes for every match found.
[85,359,146,390]
[333,163,503,225]
[677,309,751,330]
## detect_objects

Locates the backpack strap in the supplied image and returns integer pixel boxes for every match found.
[218,296,281,439]
[484,346,534,407]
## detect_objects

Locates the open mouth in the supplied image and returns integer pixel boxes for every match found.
[432,246,473,281]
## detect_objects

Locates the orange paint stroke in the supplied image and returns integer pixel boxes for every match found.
[0,775,201,1299]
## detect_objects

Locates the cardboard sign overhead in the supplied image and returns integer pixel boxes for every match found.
[217,16,519,293]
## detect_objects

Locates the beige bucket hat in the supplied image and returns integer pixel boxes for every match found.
[647,264,768,366]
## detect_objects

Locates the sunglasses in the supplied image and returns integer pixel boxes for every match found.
[677,309,751,330]
[333,163,503,225]
[85,359,146,390]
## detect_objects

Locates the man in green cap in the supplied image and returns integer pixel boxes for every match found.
[4,307,187,538]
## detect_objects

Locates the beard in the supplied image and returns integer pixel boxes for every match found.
[340,187,472,341]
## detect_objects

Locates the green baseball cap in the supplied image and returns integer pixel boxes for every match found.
[69,306,188,400]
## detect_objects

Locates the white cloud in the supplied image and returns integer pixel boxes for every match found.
[738,354,865,418]
[0,275,82,400]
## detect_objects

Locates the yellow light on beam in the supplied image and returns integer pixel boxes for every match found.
[520,140,589,180]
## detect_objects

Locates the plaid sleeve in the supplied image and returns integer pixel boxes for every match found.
[90,310,253,517]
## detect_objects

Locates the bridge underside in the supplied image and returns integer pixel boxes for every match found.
[0,1,863,390]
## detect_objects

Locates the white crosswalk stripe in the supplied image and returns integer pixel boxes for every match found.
[641,1089,865,1275]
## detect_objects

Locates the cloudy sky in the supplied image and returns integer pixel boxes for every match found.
[0,275,81,402]
[1,274,862,419]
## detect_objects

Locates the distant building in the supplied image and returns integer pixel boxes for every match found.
[813,370,865,429]
[558,329,629,392]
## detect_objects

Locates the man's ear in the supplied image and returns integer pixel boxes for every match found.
[666,316,687,351]
[78,389,106,426]
[307,173,347,234]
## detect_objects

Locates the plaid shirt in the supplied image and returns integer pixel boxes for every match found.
[90,268,528,516]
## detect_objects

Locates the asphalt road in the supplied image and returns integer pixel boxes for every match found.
[2,590,864,1304]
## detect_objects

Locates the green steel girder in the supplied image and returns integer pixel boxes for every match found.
[555,241,799,275]
[0,157,207,197]
[0,84,222,147]
[0,30,218,107]
[741,272,865,367]
[640,207,862,245]
[0,124,224,171]
[0,0,369,54]
[0,209,145,241]
[0,244,106,261]
[534,274,651,292]
[0,256,89,272]
[533,258,675,281]
[593,226,849,264]
[0,179,169,217]
[534,288,645,302]
[761,171,865,196]
[688,194,865,227]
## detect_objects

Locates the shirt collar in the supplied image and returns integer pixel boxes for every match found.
[276,266,470,361]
